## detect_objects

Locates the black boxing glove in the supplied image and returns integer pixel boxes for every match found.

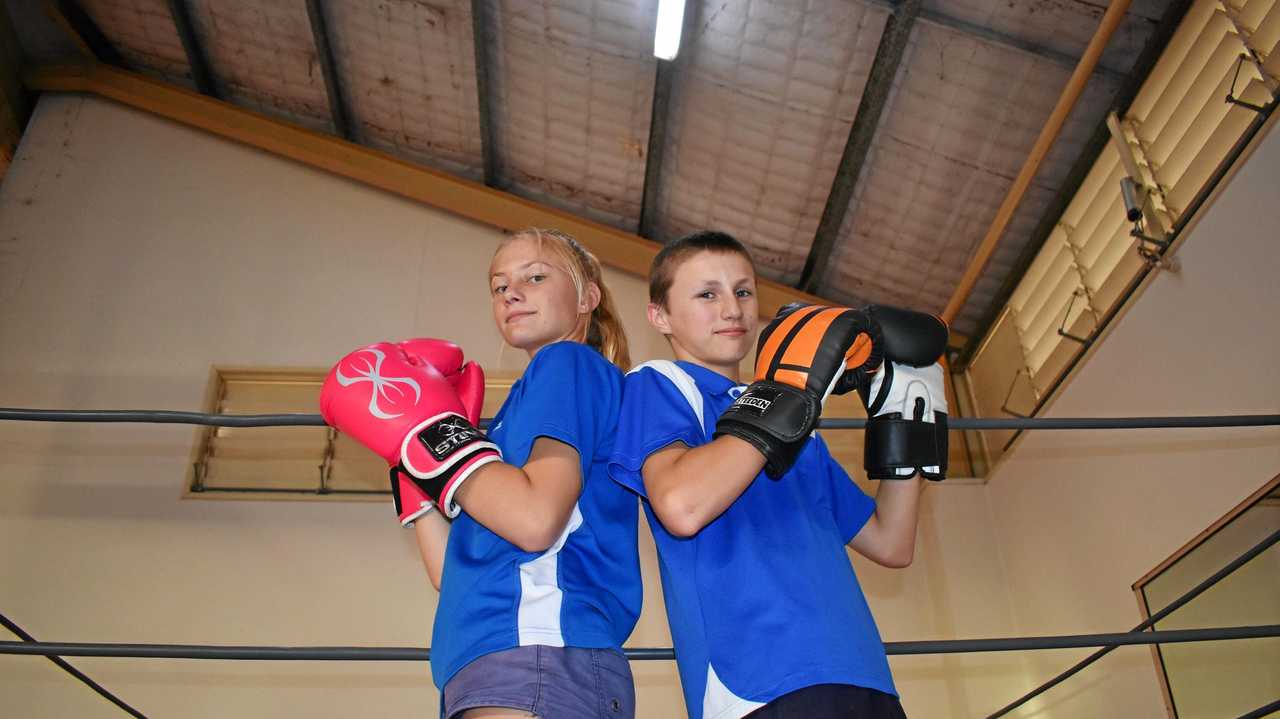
[850,305,950,480]
[715,304,882,479]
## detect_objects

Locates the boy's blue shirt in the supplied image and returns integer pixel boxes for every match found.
[609,359,895,719]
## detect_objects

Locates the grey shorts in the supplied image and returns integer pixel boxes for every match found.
[442,645,635,719]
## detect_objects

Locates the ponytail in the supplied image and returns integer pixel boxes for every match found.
[586,280,631,371]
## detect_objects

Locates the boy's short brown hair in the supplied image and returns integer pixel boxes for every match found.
[649,231,756,307]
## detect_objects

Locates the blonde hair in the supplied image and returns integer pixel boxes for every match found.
[500,228,631,371]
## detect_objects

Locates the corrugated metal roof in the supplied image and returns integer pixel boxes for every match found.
[822,19,1122,332]
[925,0,1164,72]
[325,0,484,178]
[488,0,657,230]
[188,0,333,131]
[6,0,1165,333]
[79,0,192,87]
[654,0,889,285]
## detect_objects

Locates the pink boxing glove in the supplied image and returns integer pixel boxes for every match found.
[392,470,435,526]
[386,338,489,525]
[320,340,500,520]
[396,338,486,427]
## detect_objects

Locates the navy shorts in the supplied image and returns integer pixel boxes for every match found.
[442,645,635,719]
[745,683,907,719]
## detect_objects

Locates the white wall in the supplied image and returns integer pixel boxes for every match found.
[0,95,1018,718]
[985,109,1280,717]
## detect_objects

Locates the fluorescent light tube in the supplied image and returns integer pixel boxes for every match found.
[654,0,686,60]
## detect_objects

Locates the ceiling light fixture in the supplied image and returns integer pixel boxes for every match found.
[654,0,686,61]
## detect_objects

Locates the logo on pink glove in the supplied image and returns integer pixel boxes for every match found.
[334,348,422,420]
[419,414,483,458]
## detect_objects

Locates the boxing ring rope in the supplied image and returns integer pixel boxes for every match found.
[1238,698,1280,719]
[3,407,1280,431]
[3,624,1278,661]
[986,525,1280,718]
[0,613,145,719]
[3,409,1279,717]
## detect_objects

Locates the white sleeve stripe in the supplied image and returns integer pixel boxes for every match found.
[629,360,706,435]
[516,503,585,647]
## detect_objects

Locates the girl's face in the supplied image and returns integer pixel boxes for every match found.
[648,250,759,379]
[490,235,598,356]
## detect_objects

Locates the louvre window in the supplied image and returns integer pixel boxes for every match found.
[966,0,1278,459]
[188,368,516,499]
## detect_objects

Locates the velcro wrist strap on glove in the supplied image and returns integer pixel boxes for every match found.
[862,361,949,481]
[714,381,820,479]
[390,467,437,526]
[865,412,949,481]
[401,412,502,518]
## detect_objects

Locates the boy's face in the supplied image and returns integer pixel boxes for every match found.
[648,250,759,377]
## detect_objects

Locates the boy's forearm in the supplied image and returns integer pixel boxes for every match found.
[644,436,766,536]
[850,477,924,567]
[870,477,923,566]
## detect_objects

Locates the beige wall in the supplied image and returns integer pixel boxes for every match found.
[0,95,1018,717]
[6,87,1277,719]
[985,109,1280,717]
[0,93,680,718]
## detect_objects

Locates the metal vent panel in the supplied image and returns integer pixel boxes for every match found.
[325,0,483,178]
[822,21,1118,333]
[921,0,1164,74]
[655,0,890,283]
[188,0,334,132]
[488,0,658,230]
[79,0,194,87]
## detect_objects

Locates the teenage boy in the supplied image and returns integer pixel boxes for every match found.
[609,231,948,719]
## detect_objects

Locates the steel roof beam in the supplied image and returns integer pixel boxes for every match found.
[52,0,125,66]
[638,0,697,241]
[165,0,216,97]
[798,0,923,294]
[303,0,353,141]
[471,0,497,186]
[638,58,676,240]
[860,0,1126,79]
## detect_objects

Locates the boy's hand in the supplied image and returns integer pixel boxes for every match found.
[714,304,882,479]
[853,305,950,480]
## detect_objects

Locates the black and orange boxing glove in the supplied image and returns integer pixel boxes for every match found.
[714,304,883,479]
